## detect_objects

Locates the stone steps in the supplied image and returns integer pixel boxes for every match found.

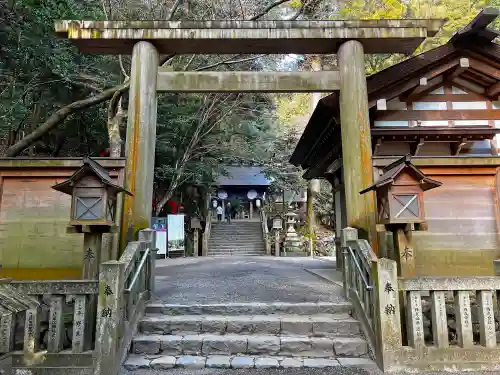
[125,302,371,371]
[146,302,352,316]
[209,221,265,257]
[139,313,361,337]
[131,334,368,357]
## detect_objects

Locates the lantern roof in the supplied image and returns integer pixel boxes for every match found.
[359,154,442,195]
[52,156,132,196]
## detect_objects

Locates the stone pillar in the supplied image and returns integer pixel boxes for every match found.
[249,200,253,220]
[139,229,157,295]
[121,41,159,249]
[341,227,358,299]
[338,40,378,252]
[373,258,401,371]
[275,230,280,257]
[193,229,199,257]
[94,261,126,375]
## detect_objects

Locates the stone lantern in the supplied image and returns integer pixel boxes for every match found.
[272,215,283,257]
[52,157,131,279]
[360,154,441,277]
[284,212,301,255]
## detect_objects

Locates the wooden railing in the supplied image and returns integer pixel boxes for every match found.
[342,227,500,372]
[260,209,271,255]
[341,228,378,354]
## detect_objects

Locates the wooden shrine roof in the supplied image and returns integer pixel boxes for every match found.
[54,19,444,55]
[290,8,500,171]
[359,154,442,194]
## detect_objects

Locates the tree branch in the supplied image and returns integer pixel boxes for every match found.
[249,0,291,20]
[167,0,184,20]
[195,54,265,71]
[5,82,129,156]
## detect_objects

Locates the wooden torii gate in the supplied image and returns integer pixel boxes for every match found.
[55,18,445,250]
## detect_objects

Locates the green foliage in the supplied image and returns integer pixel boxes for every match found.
[0,0,118,156]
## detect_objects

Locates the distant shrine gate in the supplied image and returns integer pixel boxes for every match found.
[55,18,446,250]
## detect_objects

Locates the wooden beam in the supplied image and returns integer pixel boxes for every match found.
[446,57,470,80]
[375,109,500,121]
[486,81,500,98]
[410,138,425,156]
[156,71,341,92]
[450,137,468,155]
[368,58,460,108]
[468,57,500,81]
[400,76,443,101]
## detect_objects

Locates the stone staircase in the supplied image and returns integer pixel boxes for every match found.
[208,221,266,256]
[123,301,376,371]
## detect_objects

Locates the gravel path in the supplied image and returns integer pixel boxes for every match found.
[152,256,344,304]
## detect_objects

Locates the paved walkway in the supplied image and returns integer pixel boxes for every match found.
[152,256,345,304]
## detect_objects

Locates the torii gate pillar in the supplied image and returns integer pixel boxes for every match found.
[121,41,159,246]
[338,40,378,251]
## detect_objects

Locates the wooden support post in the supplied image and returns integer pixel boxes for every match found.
[307,179,320,257]
[338,40,378,252]
[394,227,417,277]
[82,232,102,280]
[121,41,159,249]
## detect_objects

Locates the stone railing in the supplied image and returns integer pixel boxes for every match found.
[1,229,157,375]
[260,209,271,255]
[341,228,378,354]
[6,280,99,374]
[342,227,500,372]
[202,217,211,256]
[94,229,157,375]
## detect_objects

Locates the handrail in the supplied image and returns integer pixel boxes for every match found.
[124,248,150,293]
[346,246,373,290]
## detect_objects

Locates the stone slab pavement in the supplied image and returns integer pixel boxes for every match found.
[152,256,346,304]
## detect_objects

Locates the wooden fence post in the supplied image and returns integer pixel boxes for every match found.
[373,258,401,371]
[341,227,358,299]
[94,261,125,375]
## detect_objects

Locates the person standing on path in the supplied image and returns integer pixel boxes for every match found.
[225,202,232,223]
[216,205,223,222]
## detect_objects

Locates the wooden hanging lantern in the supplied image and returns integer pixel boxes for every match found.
[360,154,441,225]
[52,157,132,230]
